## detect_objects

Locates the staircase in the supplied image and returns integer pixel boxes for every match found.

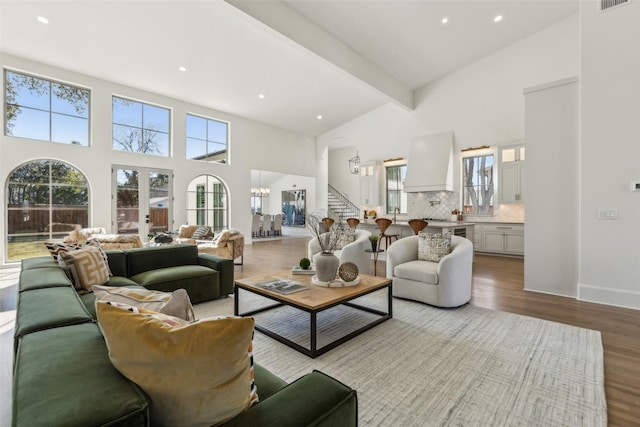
[328,185,361,222]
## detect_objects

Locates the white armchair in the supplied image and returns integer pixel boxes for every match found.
[308,229,372,276]
[386,235,473,307]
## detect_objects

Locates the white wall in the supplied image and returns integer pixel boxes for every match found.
[524,77,579,297]
[578,1,640,309]
[319,14,579,219]
[0,54,316,263]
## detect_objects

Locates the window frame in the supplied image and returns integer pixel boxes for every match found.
[186,112,229,164]
[385,163,407,214]
[6,159,90,262]
[111,95,171,157]
[186,175,229,232]
[461,149,496,215]
[4,69,91,145]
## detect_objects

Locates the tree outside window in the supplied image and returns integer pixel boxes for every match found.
[6,160,89,261]
[112,96,170,156]
[462,154,494,214]
[386,165,407,214]
[4,70,89,145]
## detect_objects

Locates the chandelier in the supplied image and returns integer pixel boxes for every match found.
[251,171,270,197]
[349,150,360,175]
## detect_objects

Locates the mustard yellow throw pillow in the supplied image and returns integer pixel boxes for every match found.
[96,302,258,427]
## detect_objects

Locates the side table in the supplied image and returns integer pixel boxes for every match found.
[365,248,384,276]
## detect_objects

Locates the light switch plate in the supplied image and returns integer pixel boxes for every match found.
[597,209,618,220]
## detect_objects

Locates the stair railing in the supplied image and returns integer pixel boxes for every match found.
[328,184,361,221]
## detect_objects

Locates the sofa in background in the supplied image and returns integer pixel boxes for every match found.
[63,226,143,250]
[12,245,358,427]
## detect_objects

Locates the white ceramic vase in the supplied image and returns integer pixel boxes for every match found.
[316,252,339,282]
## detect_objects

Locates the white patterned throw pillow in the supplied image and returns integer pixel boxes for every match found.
[418,232,452,262]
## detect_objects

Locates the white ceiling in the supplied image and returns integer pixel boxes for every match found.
[0,0,578,138]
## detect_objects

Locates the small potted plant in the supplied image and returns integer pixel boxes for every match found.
[369,234,379,252]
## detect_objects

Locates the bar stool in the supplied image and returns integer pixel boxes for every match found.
[375,218,399,250]
[321,217,334,233]
[408,219,428,235]
[346,217,360,228]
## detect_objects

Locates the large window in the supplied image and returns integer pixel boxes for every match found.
[6,160,89,261]
[4,70,90,145]
[462,154,494,214]
[386,164,407,214]
[112,96,170,156]
[186,113,229,163]
[186,175,228,232]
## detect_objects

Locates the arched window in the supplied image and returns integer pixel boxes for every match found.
[6,160,89,261]
[186,175,228,232]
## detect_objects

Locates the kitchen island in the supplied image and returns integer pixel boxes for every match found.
[358,219,475,247]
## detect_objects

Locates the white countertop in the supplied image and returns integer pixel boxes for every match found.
[361,219,475,228]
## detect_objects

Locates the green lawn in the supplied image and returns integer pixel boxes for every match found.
[7,241,50,261]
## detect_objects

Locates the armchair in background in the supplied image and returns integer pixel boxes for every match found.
[307,229,372,275]
[198,229,245,265]
[386,235,473,308]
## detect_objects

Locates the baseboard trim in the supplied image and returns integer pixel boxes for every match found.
[578,284,640,311]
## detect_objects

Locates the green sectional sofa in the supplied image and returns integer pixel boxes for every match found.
[12,244,358,426]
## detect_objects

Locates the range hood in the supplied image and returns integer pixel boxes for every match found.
[403,131,454,192]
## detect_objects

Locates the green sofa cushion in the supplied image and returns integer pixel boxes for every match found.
[21,256,58,270]
[13,323,149,427]
[19,267,71,292]
[105,250,128,277]
[15,287,93,338]
[126,244,198,277]
[130,265,219,304]
[253,363,287,400]
[222,370,357,427]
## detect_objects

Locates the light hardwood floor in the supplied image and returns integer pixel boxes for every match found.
[2,236,639,426]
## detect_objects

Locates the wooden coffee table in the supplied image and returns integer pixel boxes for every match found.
[234,271,392,358]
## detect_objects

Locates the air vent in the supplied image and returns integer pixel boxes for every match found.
[600,0,629,10]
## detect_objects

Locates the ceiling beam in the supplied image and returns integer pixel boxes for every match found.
[225,0,413,111]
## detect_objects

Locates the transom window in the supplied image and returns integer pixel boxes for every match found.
[112,96,170,156]
[186,175,228,232]
[386,164,407,214]
[4,70,90,145]
[6,159,89,261]
[462,154,494,214]
[186,113,229,163]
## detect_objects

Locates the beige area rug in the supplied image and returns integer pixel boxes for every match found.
[194,291,607,426]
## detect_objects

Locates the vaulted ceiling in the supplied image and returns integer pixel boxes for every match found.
[0,0,578,137]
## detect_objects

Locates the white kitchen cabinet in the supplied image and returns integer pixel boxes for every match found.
[359,163,380,205]
[477,223,524,256]
[499,145,525,203]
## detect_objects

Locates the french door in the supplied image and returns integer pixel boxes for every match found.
[112,166,172,238]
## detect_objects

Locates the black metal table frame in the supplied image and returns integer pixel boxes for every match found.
[234,282,393,358]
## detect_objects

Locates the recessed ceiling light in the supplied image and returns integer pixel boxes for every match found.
[178,66,187,72]
[37,16,49,24]
[494,15,503,23]
[258,94,265,99]
[441,17,448,24]
[317,115,323,120]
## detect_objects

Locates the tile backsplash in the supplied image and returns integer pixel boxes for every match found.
[407,192,524,223]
